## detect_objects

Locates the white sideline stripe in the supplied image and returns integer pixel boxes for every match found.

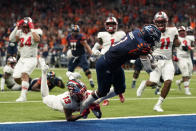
[0,113,196,124]
[0,96,196,104]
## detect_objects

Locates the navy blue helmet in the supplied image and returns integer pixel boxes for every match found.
[71,24,80,32]
[47,71,55,79]
[142,24,161,46]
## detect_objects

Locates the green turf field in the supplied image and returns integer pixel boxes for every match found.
[0,68,195,122]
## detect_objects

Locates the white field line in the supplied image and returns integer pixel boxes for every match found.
[0,96,196,104]
[0,113,196,124]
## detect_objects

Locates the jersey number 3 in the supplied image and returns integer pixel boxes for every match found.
[20,37,32,47]
[160,37,170,49]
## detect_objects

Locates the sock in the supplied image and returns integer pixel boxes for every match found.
[21,81,29,98]
[1,78,5,91]
[41,71,49,97]
[80,94,97,113]
[95,87,116,104]
[89,78,93,82]
[184,81,189,88]
[133,78,136,81]
[155,96,164,106]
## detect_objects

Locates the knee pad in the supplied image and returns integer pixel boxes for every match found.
[85,70,91,76]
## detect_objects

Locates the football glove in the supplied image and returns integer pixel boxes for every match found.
[81,108,90,119]
[182,46,188,51]
[16,19,24,27]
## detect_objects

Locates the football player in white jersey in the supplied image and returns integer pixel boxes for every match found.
[175,26,194,95]
[137,11,180,112]
[1,57,21,91]
[41,70,102,121]
[92,16,126,106]
[9,17,43,102]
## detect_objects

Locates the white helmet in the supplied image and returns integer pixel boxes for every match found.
[153,11,168,32]
[104,17,118,33]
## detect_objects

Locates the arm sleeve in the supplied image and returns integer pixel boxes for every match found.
[9,26,19,42]
[1,78,5,91]
[92,42,101,55]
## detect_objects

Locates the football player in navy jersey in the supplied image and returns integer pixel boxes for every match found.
[80,25,161,113]
[63,25,94,88]
[28,71,65,91]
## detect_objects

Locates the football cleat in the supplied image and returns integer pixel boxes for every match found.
[119,94,125,103]
[176,80,181,90]
[153,105,164,112]
[131,81,136,88]
[16,96,26,102]
[90,80,95,88]
[102,100,109,106]
[90,104,102,119]
[185,88,191,95]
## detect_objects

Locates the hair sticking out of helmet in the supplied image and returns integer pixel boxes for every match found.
[105,17,118,33]
[153,11,168,33]
[67,79,87,102]
[178,26,186,37]
[142,24,161,47]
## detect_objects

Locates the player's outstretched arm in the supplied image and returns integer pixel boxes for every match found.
[64,108,89,121]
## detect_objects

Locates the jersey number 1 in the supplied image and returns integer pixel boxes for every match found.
[110,39,115,45]
[20,37,32,47]
[160,37,170,49]
[63,96,71,104]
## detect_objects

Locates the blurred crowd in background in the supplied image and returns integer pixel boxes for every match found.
[0,0,195,69]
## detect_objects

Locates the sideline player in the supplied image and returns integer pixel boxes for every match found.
[175,26,194,95]
[63,25,94,88]
[1,57,21,91]
[136,11,180,112]
[92,16,126,106]
[29,71,64,91]
[80,24,161,113]
[41,70,102,121]
[9,17,43,102]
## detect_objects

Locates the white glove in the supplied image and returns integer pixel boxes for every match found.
[92,50,101,56]
[90,56,96,62]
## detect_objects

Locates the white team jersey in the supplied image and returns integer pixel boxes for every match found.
[97,30,126,54]
[3,65,15,87]
[177,36,192,58]
[153,27,178,59]
[16,29,42,58]
[60,90,92,111]
[186,35,195,43]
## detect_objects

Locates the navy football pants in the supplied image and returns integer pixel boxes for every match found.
[95,56,126,97]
